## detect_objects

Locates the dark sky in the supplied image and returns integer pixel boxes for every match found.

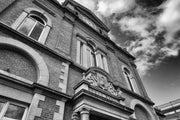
[143,53,180,105]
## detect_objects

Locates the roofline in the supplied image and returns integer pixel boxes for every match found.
[63,0,110,32]
[46,0,135,60]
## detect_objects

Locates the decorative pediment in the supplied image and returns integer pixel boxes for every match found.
[63,0,109,32]
[83,67,122,97]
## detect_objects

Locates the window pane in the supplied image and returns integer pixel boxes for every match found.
[4,104,25,120]
[91,52,95,66]
[80,43,83,65]
[30,22,44,40]
[0,102,4,113]
[18,18,35,35]
[87,48,91,68]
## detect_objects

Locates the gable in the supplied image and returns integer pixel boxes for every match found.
[63,0,110,32]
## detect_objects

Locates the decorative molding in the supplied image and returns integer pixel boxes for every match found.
[53,100,65,120]
[83,67,122,97]
[63,12,75,24]
[58,62,69,93]
[106,44,115,53]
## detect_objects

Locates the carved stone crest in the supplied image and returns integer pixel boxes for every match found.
[84,69,122,97]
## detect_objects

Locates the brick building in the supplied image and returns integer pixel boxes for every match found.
[0,0,159,120]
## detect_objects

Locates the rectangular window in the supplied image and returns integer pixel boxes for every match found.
[0,100,28,120]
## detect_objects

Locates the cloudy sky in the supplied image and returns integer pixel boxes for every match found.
[59,0,180,105]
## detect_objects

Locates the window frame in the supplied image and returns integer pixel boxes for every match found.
[95,50,109,73]
[17,14,46,41]
[12,8,52,44]
[0,99,28,120]
[76,38,96,68]
[76,36,109,73]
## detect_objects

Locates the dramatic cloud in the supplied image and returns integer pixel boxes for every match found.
[111,0,180,76]
[97,0,136,17]
[116,16,152,38]
[157,0,180,44]
[58,0,180,76]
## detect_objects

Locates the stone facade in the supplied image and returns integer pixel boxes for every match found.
[0,0,159,120]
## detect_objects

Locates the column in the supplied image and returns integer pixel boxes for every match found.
[80,108,90,120]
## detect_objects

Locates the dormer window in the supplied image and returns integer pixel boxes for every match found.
[12,8,52,44]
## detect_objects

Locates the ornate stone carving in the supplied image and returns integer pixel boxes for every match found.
[85,73,98,86]
[84,70,122,97]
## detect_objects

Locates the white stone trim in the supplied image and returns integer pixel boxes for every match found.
[0,37,49,86]
[11,7,52,44]
[58,62,69,93]
[26,93,45,120]
[0,69,33,85]
[0,84,33,103]
[11,12,28,29]
[53,100,65,120]
[38,25,51,44]
[130,99,158,120]
[0,101,28,120]
[74,103,129,120]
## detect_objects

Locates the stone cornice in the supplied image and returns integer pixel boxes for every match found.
[73,89,134,115]
[0,67,72,101]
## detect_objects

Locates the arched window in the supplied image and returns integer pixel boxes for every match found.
[76,37,95,68]
[12,8,52,44]
[123,67,140,94]
[86,44,95,68]
[76,36,109,72]
[95,50,109,72]
[17,13,46,40]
